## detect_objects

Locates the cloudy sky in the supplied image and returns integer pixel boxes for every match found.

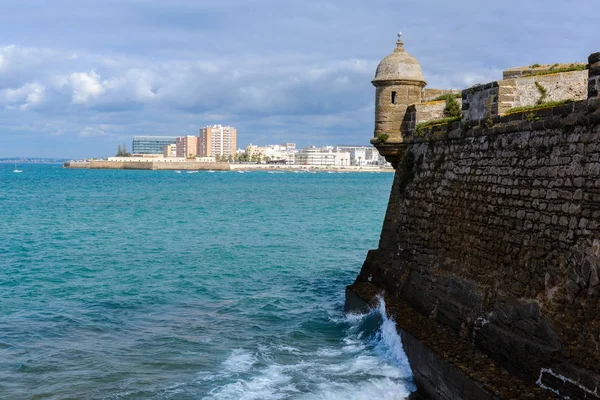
[0,0,597,158]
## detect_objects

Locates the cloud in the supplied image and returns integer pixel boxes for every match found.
[0,82,46,110]
[78,127,112,137]
[0,0,599,158]
[68,71,106,104]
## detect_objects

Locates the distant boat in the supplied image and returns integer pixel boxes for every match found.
[13,162,22,173]
[237,171,245,174]
[174,171,182,174]
[186,171,199,174]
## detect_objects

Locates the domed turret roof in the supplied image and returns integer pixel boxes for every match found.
[372,34,425,85]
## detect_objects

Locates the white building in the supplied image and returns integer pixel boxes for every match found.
[335,145,388,166]
[295,147,350,166]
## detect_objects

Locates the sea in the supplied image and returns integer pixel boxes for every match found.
[0,164,414,400]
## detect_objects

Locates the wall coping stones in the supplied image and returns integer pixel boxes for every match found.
[404,98,600,146]
[461,81,499,97]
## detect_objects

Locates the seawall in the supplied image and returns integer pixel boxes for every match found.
[64,160,231,170]
[64,160,394,172]
[347,53,600,399]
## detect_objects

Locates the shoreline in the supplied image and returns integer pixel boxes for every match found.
[63,160,394,173]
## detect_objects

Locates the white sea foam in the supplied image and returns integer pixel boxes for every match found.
[205,295,414,399]
[206,364,294,400]
[373,295,412,372]
[316,347,343,357]
[221,349,256,374]
[275,345,301,354]
[298,378,410,400]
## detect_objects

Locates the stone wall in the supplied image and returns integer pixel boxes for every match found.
[461,82,499,122]
[462,70,588,120]
[403,99,464,132]
[65,160,230,170]
[422,88,462,102]
[498,70,588,114]
[503,63,587,80]
[588,53,600,99]
[152,162,229,170]
[355,96,600,399]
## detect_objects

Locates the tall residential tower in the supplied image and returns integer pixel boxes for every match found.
[198,125,237,158]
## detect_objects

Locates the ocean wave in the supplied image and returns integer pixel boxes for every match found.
[204,295,414,400]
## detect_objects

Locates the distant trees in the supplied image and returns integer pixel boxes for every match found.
[235,153,248,162]
[213,154,230,162]
[116,144,131,157]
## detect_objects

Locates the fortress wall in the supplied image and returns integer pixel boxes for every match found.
[414,101,446,123]
[503,63,587,80]
[461,82,499,122]
[462,70,588,120]
[90,160,127,169]
[64,161,90,168]
[152,162,230,170]
[122,162,153,169]
[404,99,464,130]
[588,53,600,98]
[355,97,600,399]
[422,88,462,102]
[498,70,588,114]
[66,160,231,170]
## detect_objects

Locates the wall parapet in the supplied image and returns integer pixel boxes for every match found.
[461,82,499,122]
[407,98,600,145]
[588,52,600,99]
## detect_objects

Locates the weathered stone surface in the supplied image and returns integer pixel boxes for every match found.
[354,101,600,398]
[364,47,600,398]
[345,283,558,400]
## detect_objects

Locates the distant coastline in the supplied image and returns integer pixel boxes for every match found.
[63,159,393,173]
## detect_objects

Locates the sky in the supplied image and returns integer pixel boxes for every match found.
[0,0,597,158]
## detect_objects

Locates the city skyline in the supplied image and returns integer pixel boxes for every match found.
[1,0,598,158]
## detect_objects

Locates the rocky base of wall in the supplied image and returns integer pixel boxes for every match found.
[345,281,558,400]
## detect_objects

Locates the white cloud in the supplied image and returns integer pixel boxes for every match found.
[68,71,106,104]
[78,127,111,137]
[0,82,46,110]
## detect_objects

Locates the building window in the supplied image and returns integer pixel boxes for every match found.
[391,91,397,104]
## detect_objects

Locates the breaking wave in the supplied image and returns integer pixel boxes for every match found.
[204,295,414,400]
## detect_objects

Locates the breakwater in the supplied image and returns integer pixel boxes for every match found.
[64,160,231,170]
[64,160,393,173]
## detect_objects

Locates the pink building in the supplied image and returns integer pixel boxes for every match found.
[176,136,198,158]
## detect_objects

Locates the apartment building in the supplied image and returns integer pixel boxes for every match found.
[176,136,199,158]
[199,125,237,157]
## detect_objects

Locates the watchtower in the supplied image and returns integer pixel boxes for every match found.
[371,34,426,159]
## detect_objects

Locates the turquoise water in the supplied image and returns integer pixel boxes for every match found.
[0,165,413,399]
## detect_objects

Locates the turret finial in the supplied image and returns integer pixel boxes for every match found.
[395,32,404,51]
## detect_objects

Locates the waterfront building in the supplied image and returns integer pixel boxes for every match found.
[176,136,198,158]
[265,146,295,164]
[335,145,388,166]
[245,144,266,161]
[163,144,177,158]
[132,136,177,155]
[199,125,237,158]
[294,147,350,166]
